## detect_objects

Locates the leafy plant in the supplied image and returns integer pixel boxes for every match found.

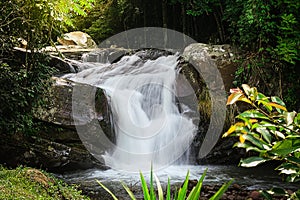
[97,168,233,200]
[223,84,300,182]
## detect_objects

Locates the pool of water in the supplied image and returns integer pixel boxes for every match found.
[59,164,298,191]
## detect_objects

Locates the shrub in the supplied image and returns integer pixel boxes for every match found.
[223,84,300,182]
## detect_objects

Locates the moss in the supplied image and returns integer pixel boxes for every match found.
[0,166,89,200]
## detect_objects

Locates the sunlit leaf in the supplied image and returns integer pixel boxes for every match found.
[273,131,286,139]
[256,127,272,143]
[240,157,269,167]
[239,135,246,143]
[271,96,286,107]
[242,84,251,95]
[238,110,269,120]
[284,111,296,126]
[226,93,243,105]
[267,102,287,111]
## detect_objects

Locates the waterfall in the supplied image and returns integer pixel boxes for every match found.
[64,51,197,171]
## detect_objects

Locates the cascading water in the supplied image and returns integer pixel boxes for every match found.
[64,51,197,171]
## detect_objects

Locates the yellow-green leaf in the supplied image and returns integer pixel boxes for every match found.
[226,93,243,105]
[268,102,287,111]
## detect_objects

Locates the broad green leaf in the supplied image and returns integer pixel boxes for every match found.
[271,96,286,107]
[121,181,137,200]
[270,140,300,156]
[256,127,272,143]
[240,157,270,167]
[234,142,267,153]
[238,110,269,120]
[226,93,243,105]
[97,180,119,200]
[243,134,267,149]
[256,92,269,101]
[209,179,234,200]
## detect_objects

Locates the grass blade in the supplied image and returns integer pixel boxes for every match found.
[166,177,171,200]
[121,181,137,200]
[187,168,207,200]
[140,171,150,200]
[177,170,190,199]
[96,180,118,200]
[209,179,234,200]
[150,166,156,200]
[154,174,164,200]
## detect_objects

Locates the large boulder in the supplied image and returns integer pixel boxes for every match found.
[183,43,238,91]
[57,31,97,48]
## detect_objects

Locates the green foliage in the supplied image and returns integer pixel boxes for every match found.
[0,166,89,199]
[73,0,141,43]
[224,84,300,182]
[98,168,233,200]
[224,0,300,64]
[0,0,93,134]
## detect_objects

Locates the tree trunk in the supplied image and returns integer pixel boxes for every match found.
[162,0,168,47]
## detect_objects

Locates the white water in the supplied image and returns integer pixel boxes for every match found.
[64,52,197,171]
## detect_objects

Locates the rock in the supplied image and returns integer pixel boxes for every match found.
[183,43,238,91]
[249,191,261,199]
[57,31,97,48]
[0,130,104,172]
[34,77,110,128]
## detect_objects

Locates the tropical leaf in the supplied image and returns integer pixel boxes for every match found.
[237,110,269,120]
[240,157,270,167]
[226,92,243,105]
